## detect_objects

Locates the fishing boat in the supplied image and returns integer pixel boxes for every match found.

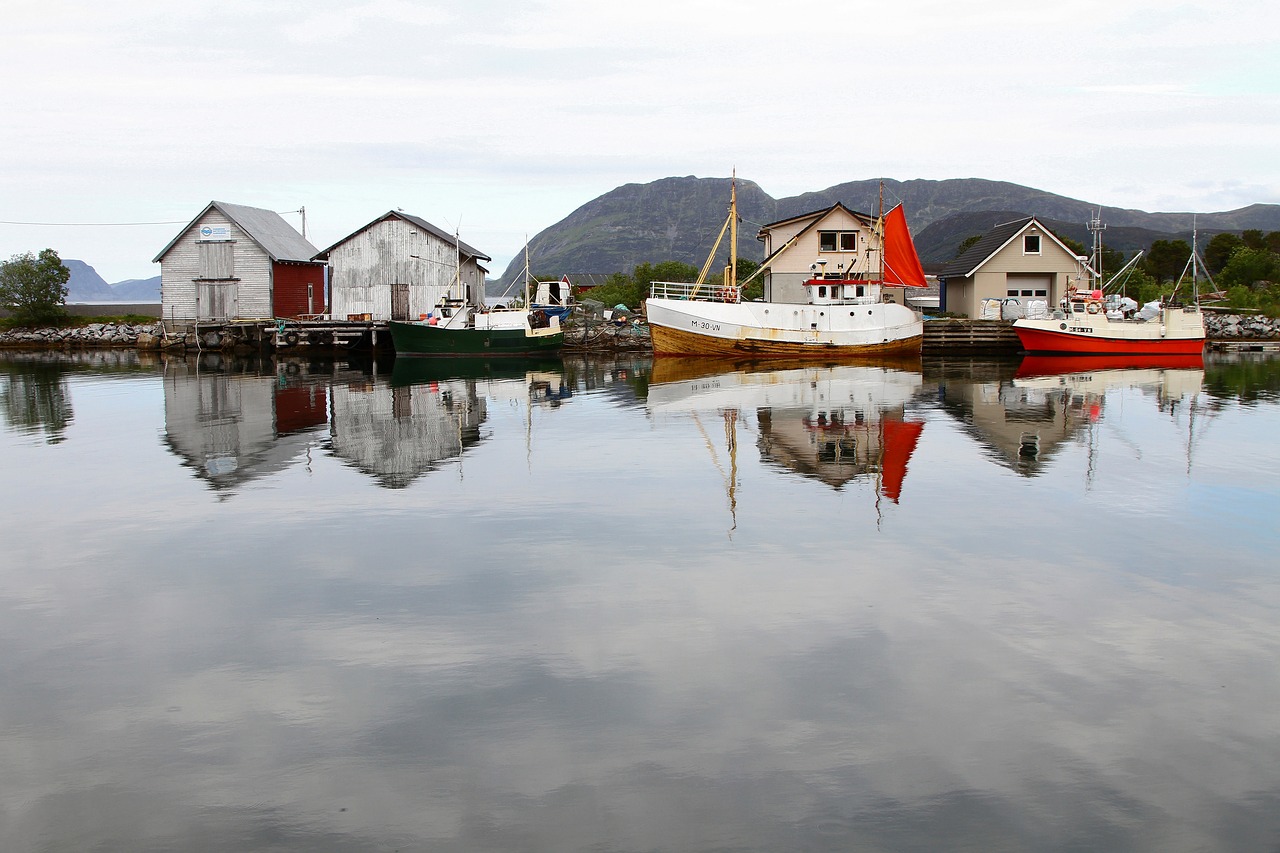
[1012,214,1206,355]
[390,241,564,356]
[645,178,928,358]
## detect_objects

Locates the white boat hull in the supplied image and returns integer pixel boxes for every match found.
[645,297,922,357]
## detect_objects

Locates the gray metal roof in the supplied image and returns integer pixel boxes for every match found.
[153,201,319,263]
[938,217,1036,279]
[313,211,491,262]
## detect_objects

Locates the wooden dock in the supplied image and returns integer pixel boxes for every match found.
[923,319,1021,354]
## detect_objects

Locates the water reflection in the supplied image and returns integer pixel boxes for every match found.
[0,352,75,443]
[3,351,1280,852]
[162,354,328,495]
[328,357,573,488]
[929,355,1207,476]
[647,358,927,503]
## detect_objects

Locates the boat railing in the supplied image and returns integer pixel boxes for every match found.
[650,281,741,303]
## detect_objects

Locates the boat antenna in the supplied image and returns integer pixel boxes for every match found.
[1088,210,1106,287]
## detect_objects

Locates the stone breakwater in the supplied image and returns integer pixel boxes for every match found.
[1,312,1277,351]
[0,322,168,349]
[1203,312,1280,340]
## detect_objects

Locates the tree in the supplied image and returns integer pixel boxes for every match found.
[1217,247,1280,290]
[1204,233,1244,274]
[1142,239,1191,283]
[0,249,70,325]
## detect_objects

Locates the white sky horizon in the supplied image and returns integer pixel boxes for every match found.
[4,0,1278,283]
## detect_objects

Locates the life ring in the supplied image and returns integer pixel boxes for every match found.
[1087,302,1100,314]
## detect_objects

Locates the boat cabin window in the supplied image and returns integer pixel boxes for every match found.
[1023,234,1041,254]
[818,286,827,298]
[1072,302,1085,313]
[818,231,858,252]
[856,285,865,298]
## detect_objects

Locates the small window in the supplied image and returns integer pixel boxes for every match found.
[1007,289,1019,297]
[818,286,827,298]
[1034,289,1047,297]
[1024,234,1041,254]
[1021,289,1033,296]
[819,231,857,252]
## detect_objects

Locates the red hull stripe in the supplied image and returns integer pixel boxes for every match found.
[1014,327,1204,356]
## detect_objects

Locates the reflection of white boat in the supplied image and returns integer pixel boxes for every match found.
[647,360,925,500]
[645,178,927,357]
[1013,355,1205,400]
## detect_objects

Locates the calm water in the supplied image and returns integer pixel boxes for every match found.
[2,349,1279,852]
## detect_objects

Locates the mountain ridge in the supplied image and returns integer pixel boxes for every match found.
[63,260,161,303]
[494,176,1280,289]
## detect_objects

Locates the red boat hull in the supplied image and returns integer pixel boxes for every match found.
[1013,325,1205,356]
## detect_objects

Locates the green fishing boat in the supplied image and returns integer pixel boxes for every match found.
[389,299,563,357]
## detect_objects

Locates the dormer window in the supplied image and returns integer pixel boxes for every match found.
[819,231,859,252]
[1024,234,1041,254]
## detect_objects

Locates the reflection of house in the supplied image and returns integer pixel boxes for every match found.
[939,361,1206,476]
[755,203,922,306]
[154,201,324,323]
[162,357,328,493]
[938,217,1088,318]
[757,408,923,498]
[317,211,490,322]
[327,378,486,488]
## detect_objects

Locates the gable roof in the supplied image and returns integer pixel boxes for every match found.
[758,202,873,235]
[939,216,1089,279]
[757,202,876,268]
[314,211,490,262]
[153,201,319,263]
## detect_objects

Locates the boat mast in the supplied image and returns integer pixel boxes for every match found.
[877,182,885,282]
[729,170,738,290]
[524,238,531,309]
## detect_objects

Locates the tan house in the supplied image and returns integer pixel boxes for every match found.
[938,217,1091,317]
[755,203,923,306]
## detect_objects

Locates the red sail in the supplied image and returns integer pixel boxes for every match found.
[881,204,927,287]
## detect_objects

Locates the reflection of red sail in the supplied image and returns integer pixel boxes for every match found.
[880,418,924,502]
[881,205,928,288]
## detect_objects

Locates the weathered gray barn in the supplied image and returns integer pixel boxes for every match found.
[317,211,491,322]
[154,201,323,324]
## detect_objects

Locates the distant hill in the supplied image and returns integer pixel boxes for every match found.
[492,176,1280,291]
[65,260,160,303]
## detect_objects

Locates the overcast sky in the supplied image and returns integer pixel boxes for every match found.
[3,0,1278,284]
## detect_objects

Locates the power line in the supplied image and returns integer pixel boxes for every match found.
[0,219,189,227]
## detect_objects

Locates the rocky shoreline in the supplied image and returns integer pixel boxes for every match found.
[1203,312,1280,340]
[0,312,1276,351]
[0,321,169,349]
